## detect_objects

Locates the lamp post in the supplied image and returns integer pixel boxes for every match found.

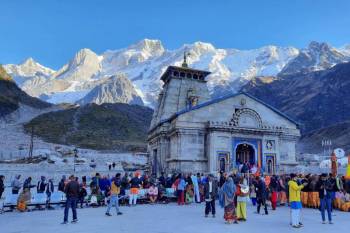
[73,148,78,173]
[321,139,332,160]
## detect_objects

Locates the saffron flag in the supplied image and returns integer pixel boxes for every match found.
[331,152,337,177]
[346,154,350,180]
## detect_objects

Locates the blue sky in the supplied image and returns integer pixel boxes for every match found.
[1,0,350,69]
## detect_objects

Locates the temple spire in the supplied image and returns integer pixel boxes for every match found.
[182,51,189,68]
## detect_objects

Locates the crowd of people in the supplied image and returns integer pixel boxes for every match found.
[0,171,350,227]
[218,171,350,227]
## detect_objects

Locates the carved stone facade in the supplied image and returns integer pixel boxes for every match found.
[148,65,300,175]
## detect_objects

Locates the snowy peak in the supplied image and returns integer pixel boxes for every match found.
[4,57,55,78]
[70,48,101,67]
[100,39,165,75]
[53,48,101,82]
[338,44,350,57]
[21,57,36,66]
[308,41,329,51]
[129,39,165,57]
[77,74,143,106]
[190,41,216,53]
[280,41,348,75]
[6,39,350,107]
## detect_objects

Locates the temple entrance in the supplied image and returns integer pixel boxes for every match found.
[236,143,255,165]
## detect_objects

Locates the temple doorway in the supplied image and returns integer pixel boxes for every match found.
[236,143,255,165]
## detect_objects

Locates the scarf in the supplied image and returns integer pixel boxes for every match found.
[222,177,235,199]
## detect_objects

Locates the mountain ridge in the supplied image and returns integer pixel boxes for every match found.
[4,39,350,107]
[242,61,350,133]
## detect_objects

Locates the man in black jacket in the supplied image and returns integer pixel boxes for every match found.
[58,175,66,192]
[158,172,166,187]
[255,176,268,215]
[316,174,333,224]
[37,176,47,193]
[62,175,80,224]
[0,175,4,199]
[204,174,218,218]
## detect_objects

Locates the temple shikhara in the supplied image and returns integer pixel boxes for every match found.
[148,56,301,175]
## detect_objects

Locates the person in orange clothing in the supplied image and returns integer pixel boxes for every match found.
[269,175,278,210]
[264,175,271,187]
[300,175,310,207]
[307,175,319,208]
[340,191,350,211]
[129,172,141,206]
[278,176,287,206]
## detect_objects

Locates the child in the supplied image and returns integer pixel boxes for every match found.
[334,191,344,209]
[148,183,158,204]
[185,184,194,204]
[250,184,257,206]
[340,191,350,212]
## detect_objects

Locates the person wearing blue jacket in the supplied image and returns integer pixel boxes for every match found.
[191,173,201,203]
[99,176,111,193]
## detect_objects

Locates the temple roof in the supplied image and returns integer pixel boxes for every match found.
[160,65,211,83]
[149,92,300,133]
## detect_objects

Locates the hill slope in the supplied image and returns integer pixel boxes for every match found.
[298,121,350,154]
[242,62,350,133]
[0,65,51,117]
[24,103,153,151]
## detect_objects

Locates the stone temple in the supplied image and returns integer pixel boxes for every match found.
[148,60,300,175]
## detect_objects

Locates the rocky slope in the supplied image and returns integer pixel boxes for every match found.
[0,65,52,118]
[77,74,144,106]
[298,121,350,154]
[24,103,153,151]
[242,62,350,133]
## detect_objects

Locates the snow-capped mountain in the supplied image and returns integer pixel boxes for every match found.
[4,39,350,107]
[279,41,349,75]
[53,48,102,82]
[339,44,350,57]
[4,57,55,85]
[77,74,144,106]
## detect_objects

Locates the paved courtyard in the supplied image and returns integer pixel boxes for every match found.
[1,202,349,233]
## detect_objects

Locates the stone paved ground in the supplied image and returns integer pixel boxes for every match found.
[1,202,349,233]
